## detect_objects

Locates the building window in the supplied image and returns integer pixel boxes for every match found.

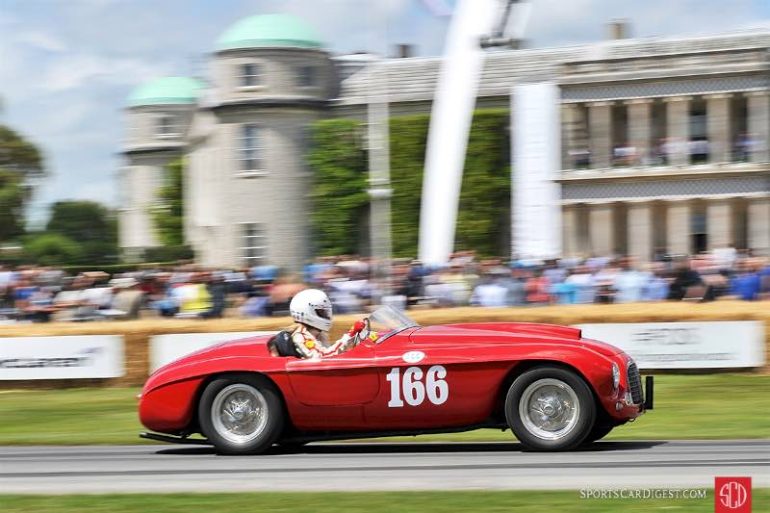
[297,126,313,174]
[237,124,263,172]
[296,65,317,87]
[239,63,262,87]
[156,115,181,138]
[241,223,266,266]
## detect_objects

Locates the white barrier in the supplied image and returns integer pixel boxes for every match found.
[576,321,766,370]
[150,331,276,372]
[0,335,124,380]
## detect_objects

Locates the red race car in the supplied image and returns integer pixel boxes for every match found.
[138,306,652,454]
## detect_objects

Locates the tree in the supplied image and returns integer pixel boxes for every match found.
[46,200,118,264]
[0,125,44,178]
[0,170,25,241]
[0,125,45,242]
[24,233,83,266]
[151,158,185,247]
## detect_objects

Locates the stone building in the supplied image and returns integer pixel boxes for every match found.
[119,14,769,268]
[120,76,202,258]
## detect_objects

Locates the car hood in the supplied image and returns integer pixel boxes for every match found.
[411,323,623,357]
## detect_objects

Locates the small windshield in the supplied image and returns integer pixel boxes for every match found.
[368,305,419,343]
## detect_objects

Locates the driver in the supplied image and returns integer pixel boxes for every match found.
[288,289,366,359]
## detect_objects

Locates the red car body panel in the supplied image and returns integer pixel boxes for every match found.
[138,323,645,438]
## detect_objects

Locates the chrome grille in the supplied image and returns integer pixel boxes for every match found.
[627,362,643,404]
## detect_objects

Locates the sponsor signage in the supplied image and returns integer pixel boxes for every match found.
[150,331,275,372]
[0,335,124,380]
[575,321,765,369]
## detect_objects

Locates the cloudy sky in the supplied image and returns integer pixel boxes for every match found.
[0,0,768,226]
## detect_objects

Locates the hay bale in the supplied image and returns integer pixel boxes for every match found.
[2,300,768,387]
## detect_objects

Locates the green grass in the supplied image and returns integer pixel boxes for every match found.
[0,374,768,445]
[0,388,142,445]
[2,490,769,513]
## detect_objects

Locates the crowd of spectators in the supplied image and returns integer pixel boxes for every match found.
[0,246,768,324]
[570,132,765,169]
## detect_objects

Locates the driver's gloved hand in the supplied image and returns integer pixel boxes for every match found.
[347,320,366,337]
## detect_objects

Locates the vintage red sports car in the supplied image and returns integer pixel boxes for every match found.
[138,306,652,454]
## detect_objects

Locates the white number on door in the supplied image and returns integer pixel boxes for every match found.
[386,365,449,407]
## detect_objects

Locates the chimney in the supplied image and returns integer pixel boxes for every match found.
[607,19,630,40]
[395,44,414,59]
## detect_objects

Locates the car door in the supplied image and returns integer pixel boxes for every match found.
[363,328,510,430]
[284,341,380,430]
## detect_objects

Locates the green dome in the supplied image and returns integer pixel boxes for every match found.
[128,77,203,107]
[216,14,323,51]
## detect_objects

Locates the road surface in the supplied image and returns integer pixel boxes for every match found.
[1,440,767,493]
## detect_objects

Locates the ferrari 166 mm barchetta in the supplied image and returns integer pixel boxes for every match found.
[138,306,652,454]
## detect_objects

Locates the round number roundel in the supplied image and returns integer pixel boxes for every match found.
[386,365,449,407]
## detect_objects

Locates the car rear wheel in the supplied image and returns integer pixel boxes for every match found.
[505,366,595,451]
[198,374,284,455]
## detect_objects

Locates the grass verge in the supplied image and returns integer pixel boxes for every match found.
[2,490,769,513]
[0,374,768,445]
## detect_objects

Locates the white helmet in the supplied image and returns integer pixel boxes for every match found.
[289,289,333,332]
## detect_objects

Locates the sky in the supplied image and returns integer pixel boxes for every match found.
[0,0,768,227]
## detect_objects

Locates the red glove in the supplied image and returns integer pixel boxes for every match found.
[348,320,366,337]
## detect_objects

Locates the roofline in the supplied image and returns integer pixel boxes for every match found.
[208,97,328,113]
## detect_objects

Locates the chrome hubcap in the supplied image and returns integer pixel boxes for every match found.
[211,384,268,445]
[519,378,580,440]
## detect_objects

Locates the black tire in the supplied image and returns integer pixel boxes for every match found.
[198,373,284,455]
[505,365,596,451]
[582,423,614,445]
[277,440,309,453]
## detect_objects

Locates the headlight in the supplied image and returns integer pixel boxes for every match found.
[611,362,620,390]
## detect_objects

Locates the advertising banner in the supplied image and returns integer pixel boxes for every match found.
[0,335,124,380]
[575,321,765,369]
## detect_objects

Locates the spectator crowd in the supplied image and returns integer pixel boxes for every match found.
[0,246,768,324]
[570,132,765,169]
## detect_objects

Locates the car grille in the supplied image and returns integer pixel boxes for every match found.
[627,362,643,404]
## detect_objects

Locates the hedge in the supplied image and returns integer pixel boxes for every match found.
[309,109,511,257]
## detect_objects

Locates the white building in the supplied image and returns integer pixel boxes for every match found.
[120,14,770,268]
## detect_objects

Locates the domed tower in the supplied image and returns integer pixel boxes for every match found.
[185,14,336,271]
[119,77,201,259]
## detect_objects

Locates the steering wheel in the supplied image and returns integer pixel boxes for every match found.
[358,318,375,347]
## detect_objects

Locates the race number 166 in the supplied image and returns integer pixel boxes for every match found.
[386,365,449,407]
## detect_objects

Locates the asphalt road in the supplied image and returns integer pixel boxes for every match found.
[1,440,768,493]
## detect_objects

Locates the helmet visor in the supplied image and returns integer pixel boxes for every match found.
[315,307,331,320]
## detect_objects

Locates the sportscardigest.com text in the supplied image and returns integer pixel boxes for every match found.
[580,488,708,500]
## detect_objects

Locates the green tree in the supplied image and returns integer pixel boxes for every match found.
[24,233,83,266]
[308,119,369,256]
[0,125,45,241]
[0,170,26,241]
[151,158,185,247]
[46,200,118,264]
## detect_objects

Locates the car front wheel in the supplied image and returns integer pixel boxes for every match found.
[198,374,284,455]
[505,366,596,451]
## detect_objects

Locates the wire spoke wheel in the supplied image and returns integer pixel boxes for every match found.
[518,378,580,441]
[211,384,269,445]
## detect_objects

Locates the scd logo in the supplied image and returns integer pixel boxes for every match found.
[715,477,751,513]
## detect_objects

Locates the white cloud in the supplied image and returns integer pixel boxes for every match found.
[16,30,68,53]
[42,54,168,92]
[2,0,768,217]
